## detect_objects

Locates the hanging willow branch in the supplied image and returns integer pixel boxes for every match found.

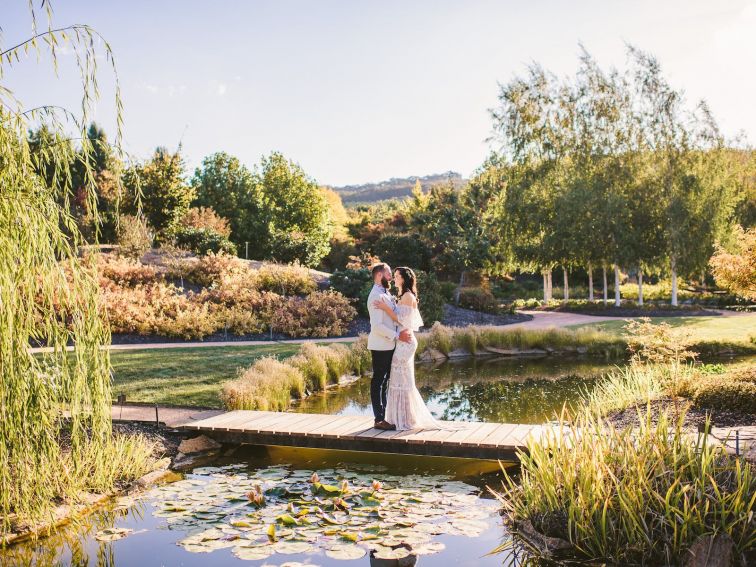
[0,2,135,532]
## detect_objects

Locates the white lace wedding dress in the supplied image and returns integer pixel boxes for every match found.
[384,304,443,431]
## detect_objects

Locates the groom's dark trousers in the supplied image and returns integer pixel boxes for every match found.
[370,348,394,422]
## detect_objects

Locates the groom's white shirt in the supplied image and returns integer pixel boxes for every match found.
[367,284,398,351]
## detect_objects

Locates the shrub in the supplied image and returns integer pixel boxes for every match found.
[272,291,356,337]
[679,365,756,414]
[98,255,159,286]
[439,281,458,303]
[216,305,267,335]
[116,214,152,259]
[174,226,237,256]
[101,282,220,339]
[329,268,373,316]
[222,357,306,411]
[255,263,317,295]
[177,252,248,287]
[457,286,500,313]
[180,206,231,237]
[416,270,444,325]
[493,409,756,565]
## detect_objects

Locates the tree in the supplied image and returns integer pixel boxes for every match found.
[191,151,261,243]
[0,1,131,528]
[255,152,333,266]
[124,147,195,239]
[709,225,756,300]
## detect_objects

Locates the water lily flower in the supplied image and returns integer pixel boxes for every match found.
[310,472,320,484]
[371,480,383,491]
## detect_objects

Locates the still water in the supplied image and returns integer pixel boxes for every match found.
[294,355,620,423]
[4,356,626,567]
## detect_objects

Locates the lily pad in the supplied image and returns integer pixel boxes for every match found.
[94,527,133,542]
[374,546,412,560]
[325,543,367,560]
[232,545,274,560]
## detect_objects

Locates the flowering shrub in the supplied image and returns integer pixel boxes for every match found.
[101,282,218,339]
[254,264,317,295]
[180,206,231,237]
[174,252,249,287]
[98,255,160,287]
[272,291,356,337]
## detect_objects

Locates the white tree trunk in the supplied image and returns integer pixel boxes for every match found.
[588,263,594,301]
[563,267,569,302]
[614,264,621,307]
[637,269,644,306]
[602,266,608,305]
[547,270,553,301]
[542,271,548,302]
[670,257,678,307]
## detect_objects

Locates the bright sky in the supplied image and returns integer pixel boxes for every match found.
[4,0,755,186]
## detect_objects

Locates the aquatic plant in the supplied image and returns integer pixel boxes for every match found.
[492,409,756,565]
[149,464,489,561]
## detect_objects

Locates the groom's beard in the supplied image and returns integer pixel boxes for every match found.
[381,277,390,289]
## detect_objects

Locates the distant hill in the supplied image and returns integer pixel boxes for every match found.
[331,172,466,205]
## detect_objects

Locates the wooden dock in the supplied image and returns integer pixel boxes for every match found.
[179,410,545,460]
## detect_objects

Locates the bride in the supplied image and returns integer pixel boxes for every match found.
[372,266,444,431]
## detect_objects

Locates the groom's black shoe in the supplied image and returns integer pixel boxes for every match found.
[374,420,397,431]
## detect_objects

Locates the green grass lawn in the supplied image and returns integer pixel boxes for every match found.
[110,344,302,407]
[568,315,756,343]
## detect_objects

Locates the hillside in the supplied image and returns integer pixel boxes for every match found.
[331,171,466,204]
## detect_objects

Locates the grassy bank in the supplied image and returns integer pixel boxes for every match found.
[569,314,756,355]
[111,344,302,407]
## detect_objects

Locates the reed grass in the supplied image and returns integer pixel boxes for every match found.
[492,408,756,565]
[221,357,306,411]
[222,339,372,411]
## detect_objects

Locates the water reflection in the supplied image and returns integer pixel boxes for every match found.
[294,356,620,424]
[3,446,512,567]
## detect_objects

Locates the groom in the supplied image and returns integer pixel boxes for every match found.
[367,263,411,431]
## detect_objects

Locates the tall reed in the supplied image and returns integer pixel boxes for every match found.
[492,408,756,565]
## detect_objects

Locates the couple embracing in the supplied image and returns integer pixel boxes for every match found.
[367,263,442,432]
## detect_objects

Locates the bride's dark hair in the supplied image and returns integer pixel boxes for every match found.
[395,266,418,299]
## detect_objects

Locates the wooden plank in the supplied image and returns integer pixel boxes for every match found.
[274,412,326,434]
[459,423,503,446]
[198,410,260,431]
[321,416,375,439]
[300,414,351,436]
[482,423,519,447]
[230,412,293,432]
[444,421,489,445]
[306,415,359,437]
[222,411,281,432]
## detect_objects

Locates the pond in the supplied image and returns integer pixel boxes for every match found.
[4,446,511,567]
[6,355,747,566]
[294,355,622,424]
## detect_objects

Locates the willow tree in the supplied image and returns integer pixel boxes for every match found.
[1,4,143,530]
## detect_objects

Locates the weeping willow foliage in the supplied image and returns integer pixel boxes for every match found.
[0,4,149,532]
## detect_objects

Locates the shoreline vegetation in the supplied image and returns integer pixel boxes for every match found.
[221,322,756,414]
[490,321,756,566]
